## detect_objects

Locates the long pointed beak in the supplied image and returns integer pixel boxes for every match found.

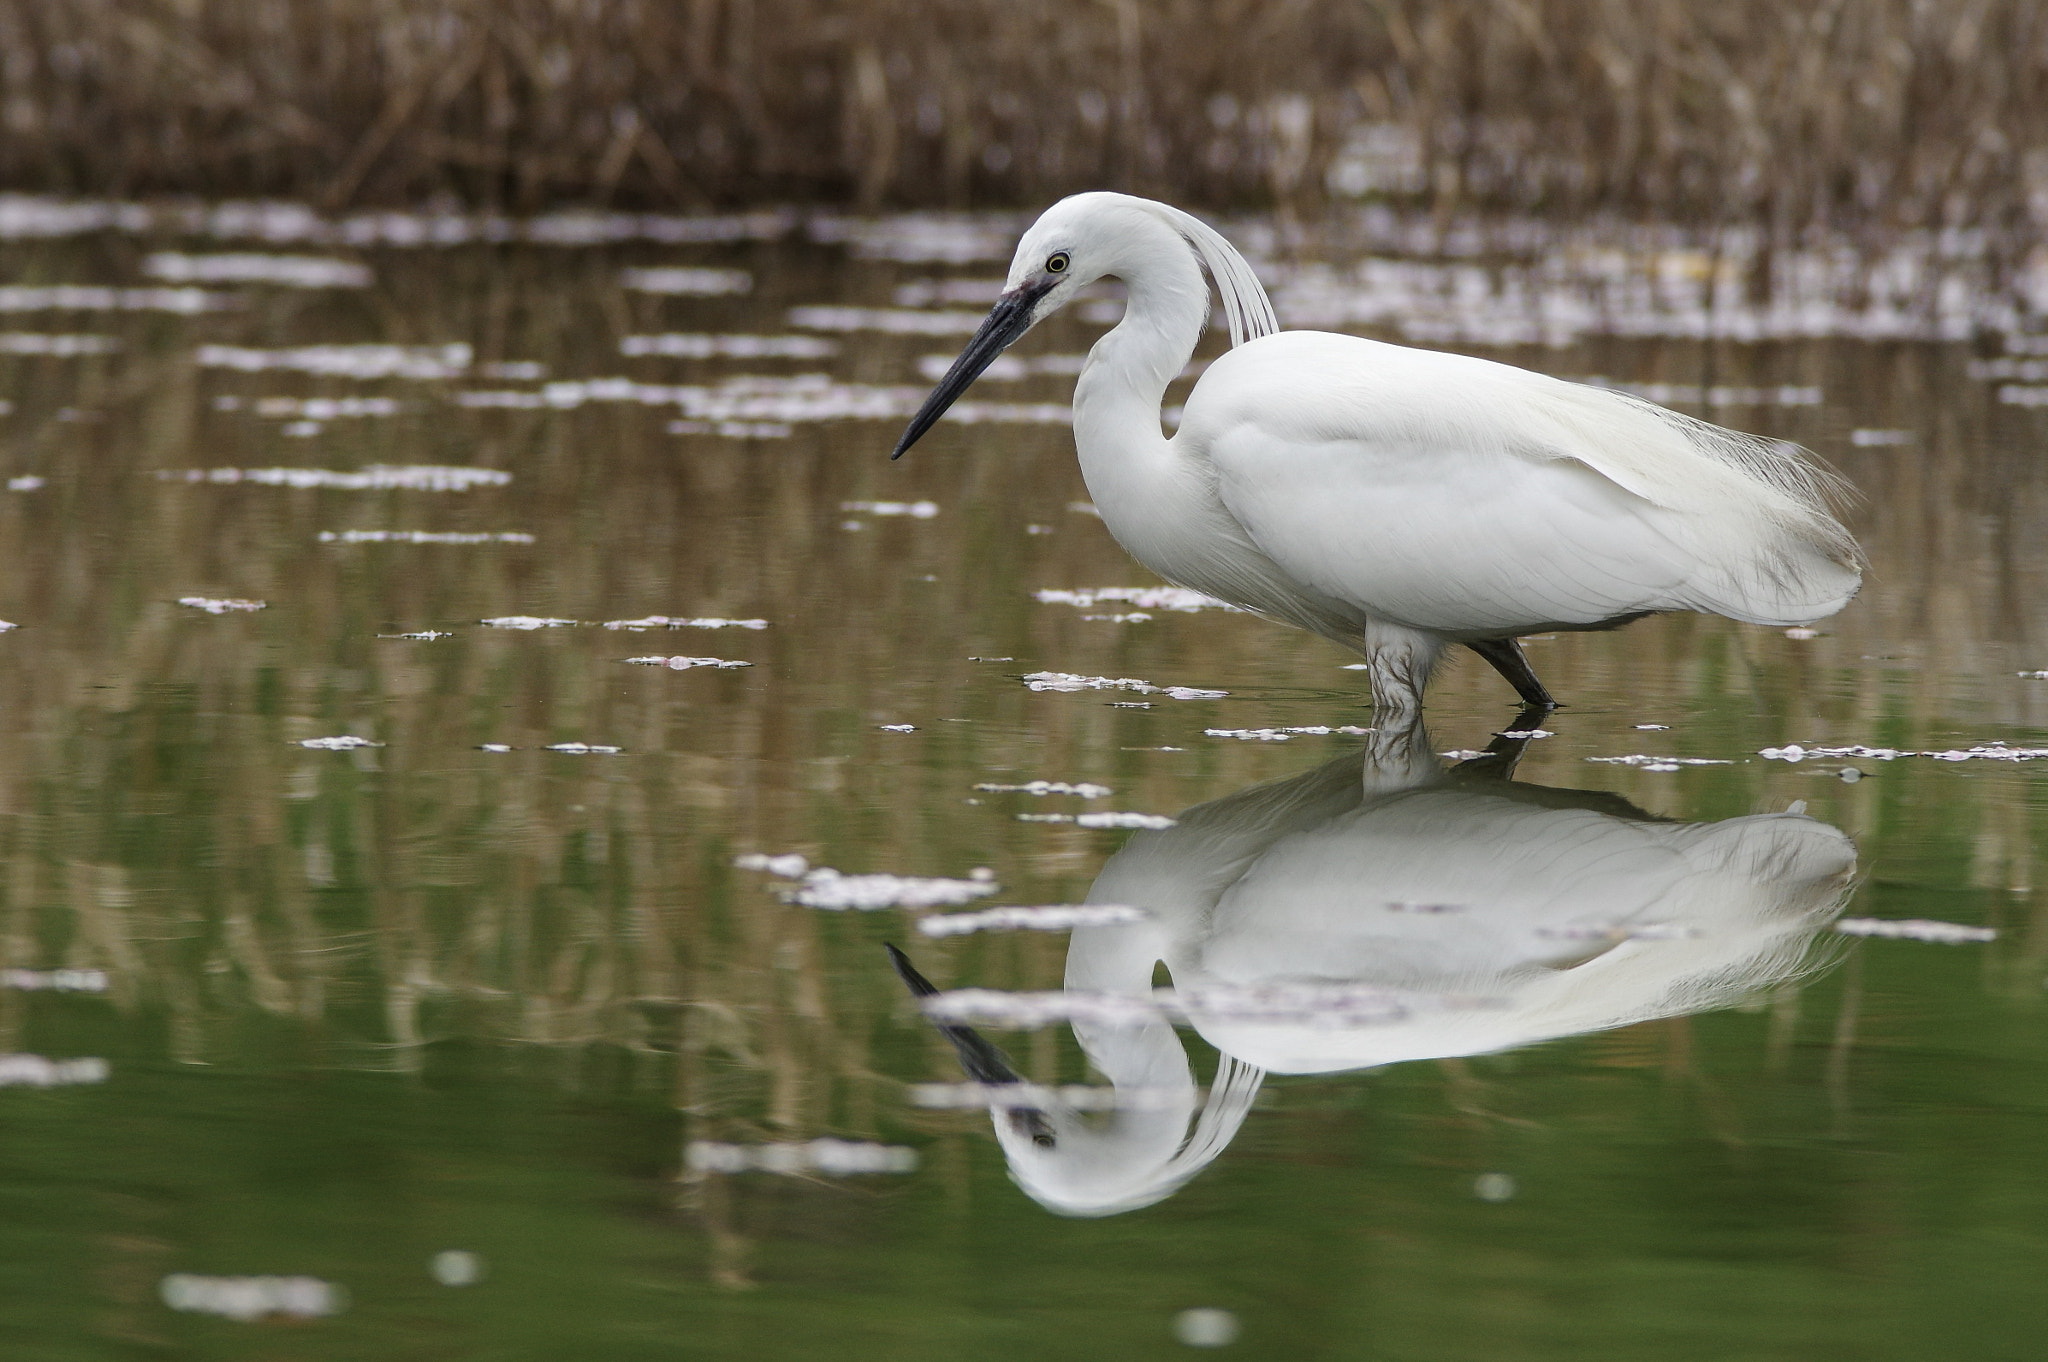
[890,280,1052,459]
[885,943,1057,1147]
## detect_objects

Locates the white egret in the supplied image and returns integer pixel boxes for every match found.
[892,719,1856,1216]
[892,193,1863,710]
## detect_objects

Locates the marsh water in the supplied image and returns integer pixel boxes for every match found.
[2,201,2047,1360]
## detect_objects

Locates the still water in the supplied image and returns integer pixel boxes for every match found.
[1,201,2046,1359]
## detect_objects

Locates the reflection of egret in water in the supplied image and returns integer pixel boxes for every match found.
[896,716,1856,1218]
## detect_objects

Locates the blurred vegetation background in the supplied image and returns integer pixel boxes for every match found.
[1,0,2044,231]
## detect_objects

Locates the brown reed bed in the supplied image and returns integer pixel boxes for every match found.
[0,0,2043,232]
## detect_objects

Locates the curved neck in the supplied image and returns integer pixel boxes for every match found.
[1073,228,1209,458]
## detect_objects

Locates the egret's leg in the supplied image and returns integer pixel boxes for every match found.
[1360,621,1443,714]
[1468,638,1557,709]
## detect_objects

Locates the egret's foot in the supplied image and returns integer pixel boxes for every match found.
[1468,637,1557,710]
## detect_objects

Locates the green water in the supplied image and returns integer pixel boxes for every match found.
[0,215,2044,1360]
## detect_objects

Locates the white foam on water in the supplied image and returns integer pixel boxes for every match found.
[1024,672,1227,699]
[907,1081,1186,1111]
[178,596,264,614]
[1761,742,2048,763]
[299,736,382,750]
[224,395,399,418]
[684,1139,918,1176]
[841,500,938,518]
[160,465,507,491]
[379,631,452,640]
[620,266,751,295]
[737,856,999,910]
[0,332,118,356]
[893,278,1007,307]
[0,1054,109,1086]
[1207,726,1373,740]
[2021,671,2048,680]
[788,306,988,335]
[1016,812,1179,829]
[0,969,107,992]
[602,615,768,631]
[623,656,750,669]
[7,475,40,490]
[811,213,1021,262]
[1033,586,1239,612]
[544,743,624,755]
[477,744,514,753]
[481,616,577,629]
[917,904,1151,936]
[1850,428,1916,446]
[321,530,532,544]
[665,419,794,438]
[1587,754,1734,769]
[144,252,370,288]
[196,342,471,380]
[915,352,1090,381]
[480,361,546,380]
[159,1274,343,1321]
[0,285,230,313]
[974,781,1113,798]
[621,333,838,359]
[1836,918,1997,943]
[477,372,1067,427]
[1497,728,1554,739]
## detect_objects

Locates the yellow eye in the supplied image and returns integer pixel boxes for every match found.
[1046,252,1070,274]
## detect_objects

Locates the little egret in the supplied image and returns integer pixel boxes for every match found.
[892,193,1863,710]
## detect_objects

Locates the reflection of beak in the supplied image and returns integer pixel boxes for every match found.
[890,278,1054,459]
[885,943,1057,1147]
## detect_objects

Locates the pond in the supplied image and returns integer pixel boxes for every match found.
[1,199,2046,1359]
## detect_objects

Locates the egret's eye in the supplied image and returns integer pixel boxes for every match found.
[1046,252,1070,274]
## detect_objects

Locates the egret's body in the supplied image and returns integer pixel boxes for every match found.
[894,193,1863,710]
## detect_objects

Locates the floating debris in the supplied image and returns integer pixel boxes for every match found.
[320,530,533,544]
[1634,724,1672,731]
[1473,1174,1518,1204]
[196,342,471,380]
[1024,672,1227,699]
[1016,812,1179,829]
[620,266,751,295]
[431,1252,484,1287]
[0,285,230,313]
[8,475,42,490]
[0,968,107,992]
[0,1054,109,1087]
[918,904,1151,936]
[159,1274,344,1322]
[623,656,750,670]
[907,1082,1187,1111]
[602,615,768,631]
[684,1138,918,1176]
[841,499,938,518]
[144,252,370,288]
[544,743,623,755]
[974,780,1113,798]
[481,616,577,630]
[1784,627,1820,639]
[621,333,837,359]
[1497,728,1554,739]
[737,854,1000,910]
[178,596,265,614]
[2019,671,2048,680]
[379,630,451,640]
[1835,918,1997,943]
[477,744,513,753]
[1033,586,1238,612]
[299,736,382,750]
[160,465,508,491]
[1761,742,2048,763]
[1206,726,1372,741]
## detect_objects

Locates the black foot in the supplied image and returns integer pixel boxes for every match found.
[1468,638,1557,709]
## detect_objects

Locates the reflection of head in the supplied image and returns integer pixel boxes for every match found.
[914,722,1855,1217]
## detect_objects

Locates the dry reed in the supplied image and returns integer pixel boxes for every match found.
[0,1,2043,231]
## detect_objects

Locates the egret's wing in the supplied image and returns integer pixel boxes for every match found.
[1186,334,1859,633]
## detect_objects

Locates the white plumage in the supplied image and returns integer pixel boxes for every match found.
[894,192,1863,710]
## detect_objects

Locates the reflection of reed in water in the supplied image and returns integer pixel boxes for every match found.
[902,719,1857,1217]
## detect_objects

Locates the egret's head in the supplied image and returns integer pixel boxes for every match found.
[889,194,1128,460]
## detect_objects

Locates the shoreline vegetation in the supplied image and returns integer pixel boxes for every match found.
[0,1,2043,234]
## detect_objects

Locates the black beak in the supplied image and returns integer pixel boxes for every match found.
[885,943,1057,1147]
[890,279,1052,459]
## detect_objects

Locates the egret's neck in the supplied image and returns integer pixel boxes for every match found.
[1073,247,1209,461]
